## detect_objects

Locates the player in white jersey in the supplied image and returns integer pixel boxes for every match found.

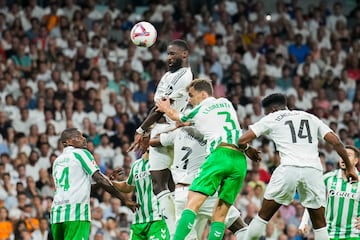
[51,128,138,240]
[128,39,193,236]
[111,151,170,240]
[156,79,260,240]
[236,93,358,240]
[299,145,360,239]
[150,125,249,239]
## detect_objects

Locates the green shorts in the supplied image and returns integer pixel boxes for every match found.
[189,146,247,205]
[51,220,90,240]
[130,219,170,240]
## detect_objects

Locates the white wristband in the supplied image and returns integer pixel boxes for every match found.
[136,127,145,134]
[244,144,250,151]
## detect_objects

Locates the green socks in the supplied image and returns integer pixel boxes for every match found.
[208,221,225,240]
[173,209,197,240]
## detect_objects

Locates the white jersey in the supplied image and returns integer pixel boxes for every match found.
[154,67,193,114]
[250,110,332,170]
[51,146,99,224]
[180,97,242,154]
[160,126,207,185]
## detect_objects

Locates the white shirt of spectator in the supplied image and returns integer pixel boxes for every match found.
[242,51,261,76]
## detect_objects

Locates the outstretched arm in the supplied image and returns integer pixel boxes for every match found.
[324,132,358,182]
[112,181,134,193]
[238,129,261,162]
[92,171,139,211]
[128,106,163,153]
[156,97,180,122]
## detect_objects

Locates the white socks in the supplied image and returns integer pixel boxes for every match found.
[157,190,176,237]
[313,227,329,240]
[246,215,268,240]
[235,226,248,240]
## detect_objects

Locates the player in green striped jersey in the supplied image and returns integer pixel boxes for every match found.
[156,79,260,240]
[51,128,138,240]
[111,151,170,240]
[300,145,360,239]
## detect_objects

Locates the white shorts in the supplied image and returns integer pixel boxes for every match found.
[175,186,240,239]
[264,165,326,209]
[149,123,175,171]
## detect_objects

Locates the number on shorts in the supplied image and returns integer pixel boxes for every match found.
[285,119,312,143]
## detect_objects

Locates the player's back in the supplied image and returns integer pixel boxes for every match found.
[182,97,241,153]
[172,127,207,185]
[261,110,331,170]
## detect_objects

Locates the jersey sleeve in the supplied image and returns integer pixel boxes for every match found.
[160,130,177,146]
[313,115,333,139]
[73,149,99,176]
[126,162,136,187]
[180,104,201,122]
[249,115,273,137]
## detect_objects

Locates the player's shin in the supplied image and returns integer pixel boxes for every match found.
[246,215,268,240]
[173,208,197,240]
[157,190,176,237]
[208,222,225,240]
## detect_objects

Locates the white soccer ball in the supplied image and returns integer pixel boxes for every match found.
[130,21,157,48]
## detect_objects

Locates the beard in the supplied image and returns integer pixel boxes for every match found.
[168,58,183,73]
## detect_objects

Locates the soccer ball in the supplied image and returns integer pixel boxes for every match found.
[130,21,157,48]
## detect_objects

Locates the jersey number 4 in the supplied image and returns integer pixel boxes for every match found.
[285,119,313,143]
[54,167,70,191]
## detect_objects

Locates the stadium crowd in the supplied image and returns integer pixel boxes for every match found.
[0,0,359,239]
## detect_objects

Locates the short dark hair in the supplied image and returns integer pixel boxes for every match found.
[345,145,360,158]
[187,79,213,96]
[169,39,189,51]
[261,93,287,108]
[60,128,79,146]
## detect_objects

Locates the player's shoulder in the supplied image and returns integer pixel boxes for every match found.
[323,170,337,181]
[73,148,94,158]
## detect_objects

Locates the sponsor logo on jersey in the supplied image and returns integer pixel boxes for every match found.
[328,189,359,199]
[134,171,149,180]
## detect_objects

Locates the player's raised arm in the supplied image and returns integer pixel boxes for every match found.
[324,132,358,182]
[128,106,164,153]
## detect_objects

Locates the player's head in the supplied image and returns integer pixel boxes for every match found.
[60,128,87,148]
[340,145,360,170]
[186,79,213,106]
[167,39,189,73]
[261,93,287,115]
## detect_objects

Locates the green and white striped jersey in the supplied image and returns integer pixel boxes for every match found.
[324,169,360,239]
[51,146,99,224]
[180,97,241,153]
[127,158,162,224]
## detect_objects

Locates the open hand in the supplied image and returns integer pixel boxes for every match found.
[244,146,261,162]
[346,169,359,183]
[125,200,140,213]
[109,168,124,181]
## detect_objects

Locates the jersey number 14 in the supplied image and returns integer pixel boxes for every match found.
[54,167,70,191]
[285,119,313,143]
